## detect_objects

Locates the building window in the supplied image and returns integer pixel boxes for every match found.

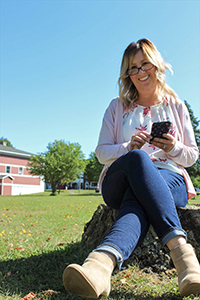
[19,167,23,175]
[6,166,11,174]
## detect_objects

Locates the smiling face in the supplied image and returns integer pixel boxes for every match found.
[129,50,158,101]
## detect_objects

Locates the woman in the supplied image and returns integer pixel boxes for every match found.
[63,38,200,298]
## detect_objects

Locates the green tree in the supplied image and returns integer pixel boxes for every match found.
[27,140,86,194]
[0,137,13,147]
[184,100,200,187]
[85,152,103,185]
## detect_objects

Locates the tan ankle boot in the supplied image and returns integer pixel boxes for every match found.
[62,251,115,298]
[170,243,200,297]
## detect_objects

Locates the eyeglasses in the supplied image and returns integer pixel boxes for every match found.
[127,62,154,76]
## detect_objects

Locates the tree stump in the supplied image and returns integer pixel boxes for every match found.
[81,204,200,272]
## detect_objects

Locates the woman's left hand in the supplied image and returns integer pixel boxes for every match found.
[151,133,176,152]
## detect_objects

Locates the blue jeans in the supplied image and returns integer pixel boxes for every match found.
[95,150,188,268]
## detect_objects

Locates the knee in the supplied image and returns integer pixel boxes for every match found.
[121,149,150,171]
[127,149,150,163]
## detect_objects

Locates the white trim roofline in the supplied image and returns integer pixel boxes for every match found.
[0,175,14,180]
[0,145,33,158]
[0,149,32,157]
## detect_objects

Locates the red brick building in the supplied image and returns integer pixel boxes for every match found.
[0,143,44,195]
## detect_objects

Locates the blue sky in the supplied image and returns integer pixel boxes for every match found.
[0,0,200,159]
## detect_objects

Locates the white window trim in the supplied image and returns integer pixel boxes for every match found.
[19,167,23,175]
[6,166,11,174]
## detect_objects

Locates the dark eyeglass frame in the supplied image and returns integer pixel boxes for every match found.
[127,62,154,76]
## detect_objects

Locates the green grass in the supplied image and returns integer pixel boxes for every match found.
[188,194,200,205]
[0,191,200,300]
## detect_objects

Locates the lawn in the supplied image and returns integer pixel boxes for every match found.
[0,191,200,300]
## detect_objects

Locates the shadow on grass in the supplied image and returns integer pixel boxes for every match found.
[10,193,102,199]
[0,242,182,300]
[69,193,102,197]
[0,242,90,299]
[109,290,181,300]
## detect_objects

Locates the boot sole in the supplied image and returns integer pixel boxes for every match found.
[180,282,200,297]
[63,264,99,298]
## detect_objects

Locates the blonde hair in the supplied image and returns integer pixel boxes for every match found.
[118,38,178,107]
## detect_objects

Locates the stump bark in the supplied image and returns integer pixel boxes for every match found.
[81,204,200,272]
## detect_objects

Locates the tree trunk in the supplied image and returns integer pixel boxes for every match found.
[81,204,200,272]
[51,183,57,194]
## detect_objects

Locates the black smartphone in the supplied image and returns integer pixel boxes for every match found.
[150,121,171,143]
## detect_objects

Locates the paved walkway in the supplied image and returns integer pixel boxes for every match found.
[68,189,76,194]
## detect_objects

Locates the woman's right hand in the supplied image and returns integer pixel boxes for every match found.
[129,131,151,151]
